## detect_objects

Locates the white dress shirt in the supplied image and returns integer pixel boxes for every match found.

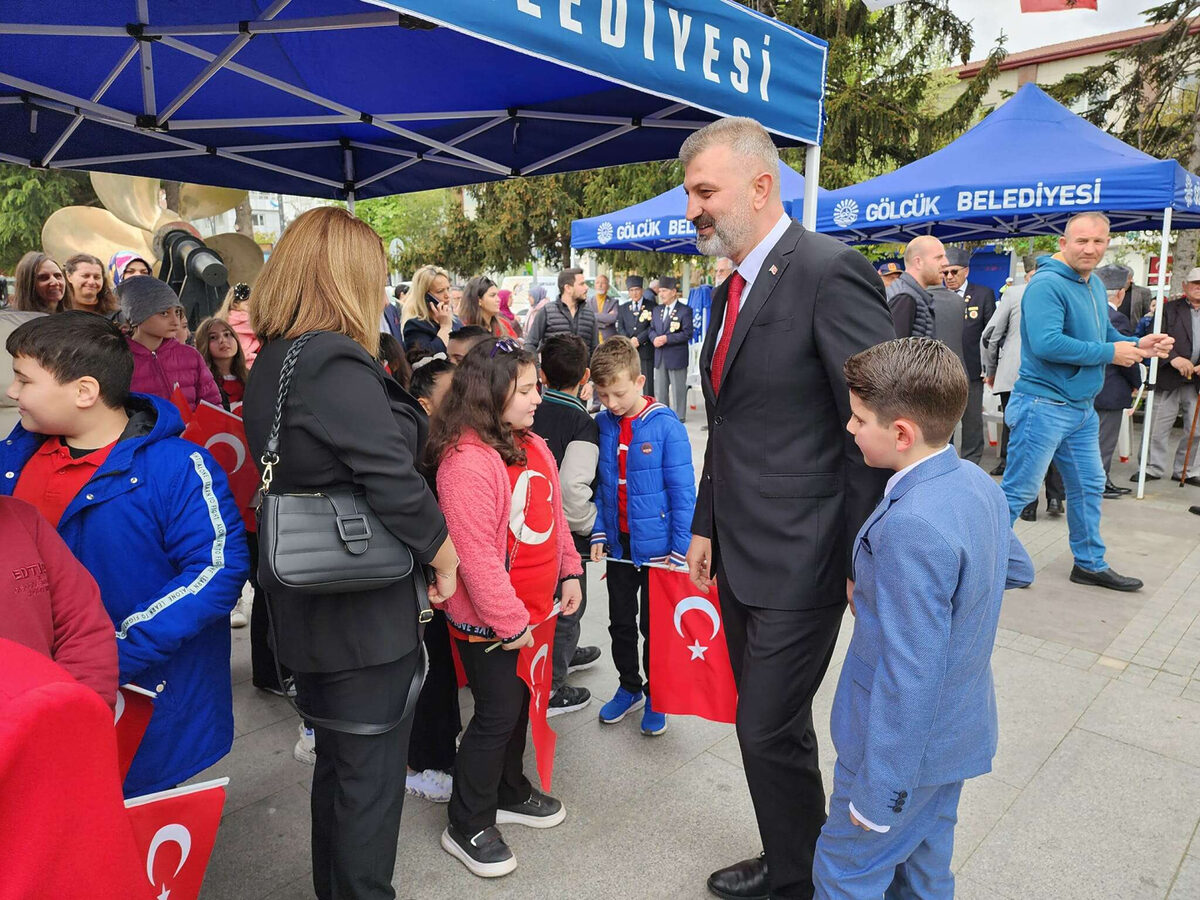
[849,442,956,834]
[715,212,793,343]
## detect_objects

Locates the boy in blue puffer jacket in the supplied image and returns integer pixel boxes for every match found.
[589,337,695,736]
[1,312,248,796]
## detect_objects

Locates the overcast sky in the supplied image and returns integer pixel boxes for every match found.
[947,0,1151,57]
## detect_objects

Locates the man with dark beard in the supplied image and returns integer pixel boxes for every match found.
[682,118,895,900]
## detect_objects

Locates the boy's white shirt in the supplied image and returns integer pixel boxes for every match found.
[849,442,955,833]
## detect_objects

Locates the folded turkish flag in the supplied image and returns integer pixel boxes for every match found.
[1020,0,1097,11]
[648,568,738,724]
[125,778,228,900]
[180,400,258,531]
[114,683,156,781]
[516,617,557,791]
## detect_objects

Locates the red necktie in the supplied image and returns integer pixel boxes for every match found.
[711,271,745,396]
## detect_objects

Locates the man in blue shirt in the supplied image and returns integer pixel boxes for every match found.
[1001,212,1173,592]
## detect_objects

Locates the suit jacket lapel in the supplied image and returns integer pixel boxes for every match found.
[717,222,803,391]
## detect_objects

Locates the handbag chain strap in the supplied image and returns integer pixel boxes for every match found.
[259,331,321,495]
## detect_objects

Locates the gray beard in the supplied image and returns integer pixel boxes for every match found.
[695,205,755,259]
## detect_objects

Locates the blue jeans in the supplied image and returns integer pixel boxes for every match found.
[1000,392,1107,572]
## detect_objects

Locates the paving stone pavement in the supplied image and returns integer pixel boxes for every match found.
[196,411,1200,899]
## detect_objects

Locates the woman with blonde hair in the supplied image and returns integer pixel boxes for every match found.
[216,281,260,367]
[12,251,65,313]
[63,253,120,319]
[401,263,455,354]
[242,206,458,900]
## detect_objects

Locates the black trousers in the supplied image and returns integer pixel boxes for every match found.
[247,532,290,690]
[551,534,591,691]
[960,379,986,465]
[717,556,844,900]
[605,532,650,697]
[407,611,461,774]
[293,651,421,900]
[449,639,533,836]
[998,392,1064,499]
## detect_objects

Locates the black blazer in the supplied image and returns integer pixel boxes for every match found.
[1157,298,1200,393]
[694,222,895,610]
[961,282,997,380]
[1096,306,1141,410]
[243,332,448,673]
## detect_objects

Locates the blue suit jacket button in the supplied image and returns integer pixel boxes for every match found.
[892,804,904,813]
[898,791,908,798]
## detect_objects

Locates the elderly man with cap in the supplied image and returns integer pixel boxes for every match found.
[1138,265,1200,485]
[1094,265,1142,496]
[617,275,657,377]
[877,261,902,291]
[649,275,694,421]
[943,247,996,466]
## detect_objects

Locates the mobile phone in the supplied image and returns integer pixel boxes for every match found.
[425,292,440,311]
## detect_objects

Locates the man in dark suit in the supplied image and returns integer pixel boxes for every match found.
[617,275,657,380]
[1094,265,1142,496]
[650,275,694,421]
[943,247,996,466]
[680,117,895,900]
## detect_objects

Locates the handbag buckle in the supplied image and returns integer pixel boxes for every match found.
[418,609,434,624]
[336,513,373,545]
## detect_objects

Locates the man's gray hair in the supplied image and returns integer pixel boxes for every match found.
[679,117,780,195]
[1065,211,1111,234]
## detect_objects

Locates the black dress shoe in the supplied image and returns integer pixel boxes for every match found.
[990,461,1006,476]
[1046,498,1064,517]
[1183,476,1200,488]
[1102,482,1123,499]
[1069,565,1143,592]
[1190,506,1200,516]
[1019,502,1037,522]
[1131,472,1160,482]
[707,853,769,900]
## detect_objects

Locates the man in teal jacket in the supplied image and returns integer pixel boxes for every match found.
[1001,212,1173,591]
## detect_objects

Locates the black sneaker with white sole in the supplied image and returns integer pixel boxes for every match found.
[547,683,591,718]
[567,645,602,673]
[441,824,516,878]
[496,789,566,829]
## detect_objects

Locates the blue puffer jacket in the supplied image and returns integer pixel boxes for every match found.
[0,393,248,796]
[591,400,696,566]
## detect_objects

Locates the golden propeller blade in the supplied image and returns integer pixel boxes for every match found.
[205,232,265,287]
[178,184,248,221]
[42,206,156,267]
[89,172,164,232]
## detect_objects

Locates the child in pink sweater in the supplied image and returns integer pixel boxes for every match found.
[428,337,582,879]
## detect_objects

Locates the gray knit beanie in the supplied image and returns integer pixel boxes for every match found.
[116,276,182,325]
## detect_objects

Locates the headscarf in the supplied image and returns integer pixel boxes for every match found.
[107,250,152,287]
[497,288,515,320]
[528,284,547,305]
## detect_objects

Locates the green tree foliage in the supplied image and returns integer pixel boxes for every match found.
[0,165,98,272]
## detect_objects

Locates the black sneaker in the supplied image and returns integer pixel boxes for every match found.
[1131,472,1160,482]
[1046,498,1064,517]
[567,645,602,673]
[547,683,591,718]
[1019,502,1037,522]
[441,824,516,878]
[990,461,1006,476]
[496,789,566,829]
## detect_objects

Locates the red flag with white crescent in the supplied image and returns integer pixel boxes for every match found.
[180,400,257,531]
[169,386,192,423]
[516,618,557,791]
[114,684,156,781]
[647,568,738,724]
[1020,0,1097,11]
[125,778,228,900]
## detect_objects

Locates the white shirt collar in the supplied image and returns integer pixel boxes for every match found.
[884,444,956,498]
[735,212,792,296]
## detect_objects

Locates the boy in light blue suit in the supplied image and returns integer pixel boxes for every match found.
[813,338,1034,899]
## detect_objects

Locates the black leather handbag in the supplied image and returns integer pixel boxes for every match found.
[256,331,420,597]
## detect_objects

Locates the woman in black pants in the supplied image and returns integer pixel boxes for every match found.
[243,207,458,900]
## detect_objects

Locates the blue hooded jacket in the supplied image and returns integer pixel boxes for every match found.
[1015,256,1136,408]
[591,400,695,566]
[0,393,248,796]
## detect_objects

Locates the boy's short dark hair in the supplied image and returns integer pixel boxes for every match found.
[409,356,455,401]
[843,337,967,445]
[449,325,490,343]
[6,311,133,410]
[590,336,641,386]
[539,334,589,390]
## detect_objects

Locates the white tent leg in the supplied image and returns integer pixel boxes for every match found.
[802,144,820,230]
[1136,206,1173,499]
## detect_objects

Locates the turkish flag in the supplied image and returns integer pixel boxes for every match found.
[125,778,227,900]
[181,400,258,531]
[516,617,557,791]
[1020,0,1097,11]
[114,684,156,781]
[647,568,738,724]
[169,386,192,423]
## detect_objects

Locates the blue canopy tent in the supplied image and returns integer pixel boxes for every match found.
[0,0,828,213]
[810,84,1200,243]
[570,161,822,253]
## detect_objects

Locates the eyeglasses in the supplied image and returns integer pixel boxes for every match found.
[490,338,522,357]
[943,268,964,277]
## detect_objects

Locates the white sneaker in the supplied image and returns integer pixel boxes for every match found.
[229,597,248,628]
[293,724,316,766]
[406,768,453,803]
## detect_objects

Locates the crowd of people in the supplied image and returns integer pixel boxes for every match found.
[0,113,1190,900]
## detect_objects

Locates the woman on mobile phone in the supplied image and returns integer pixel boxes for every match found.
[402,265,455,354]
